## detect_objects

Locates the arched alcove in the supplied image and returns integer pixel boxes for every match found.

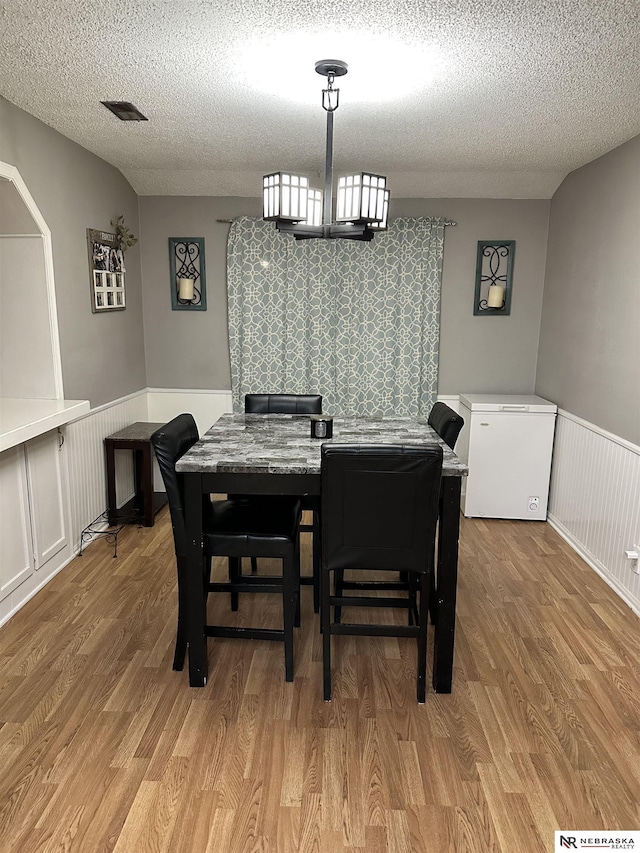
[0,161,88,451]
[0,161,62,398]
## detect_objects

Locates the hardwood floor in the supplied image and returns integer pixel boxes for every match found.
[0,509,638,852]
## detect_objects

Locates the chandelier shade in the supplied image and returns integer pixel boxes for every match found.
[263,173,309,222]
[336,173,388,224]
[262,60,390,241]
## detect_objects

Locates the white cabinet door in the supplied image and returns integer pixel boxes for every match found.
[0,446,33,600]
[25,430,68,570]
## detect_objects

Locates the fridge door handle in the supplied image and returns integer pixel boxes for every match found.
[499,405,529,411]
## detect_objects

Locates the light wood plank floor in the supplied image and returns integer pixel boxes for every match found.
[1,509,639,852]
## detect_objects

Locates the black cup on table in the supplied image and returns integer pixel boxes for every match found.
[310,415,333,439]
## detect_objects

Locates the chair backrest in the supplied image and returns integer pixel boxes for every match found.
[150,413,199,557]
[245,393,322,414]
[321,444,443,575]
[428,402,464,449]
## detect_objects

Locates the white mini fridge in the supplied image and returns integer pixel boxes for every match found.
[457,394,557,520]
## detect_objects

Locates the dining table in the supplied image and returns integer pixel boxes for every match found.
[176,413,469,693]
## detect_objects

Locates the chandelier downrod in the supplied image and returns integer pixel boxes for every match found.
[323,108,334,228]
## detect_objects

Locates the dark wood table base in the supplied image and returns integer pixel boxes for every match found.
[105,422,168,527]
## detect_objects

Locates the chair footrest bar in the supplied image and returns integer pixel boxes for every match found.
[205,626,285,641]
[330,623,421,638]
[209,581,284,594]
[339,581,411,591]
[330,595,413,608]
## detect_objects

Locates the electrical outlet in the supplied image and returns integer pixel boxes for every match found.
[528,496,539,512]
[625,546,640,574]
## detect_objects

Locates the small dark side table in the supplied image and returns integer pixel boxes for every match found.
[105,422,168,527]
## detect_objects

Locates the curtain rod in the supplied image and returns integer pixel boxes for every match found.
[216,218,457,225]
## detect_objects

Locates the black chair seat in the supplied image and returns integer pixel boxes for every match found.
[206,496,301,553]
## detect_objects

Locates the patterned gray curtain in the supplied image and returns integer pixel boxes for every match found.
[227,216,446,418]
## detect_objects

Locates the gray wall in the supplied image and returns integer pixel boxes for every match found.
[139,196,550,397]
[0,96,146,407]
[395,199,550,396]
[139,197,260,390]
[0,237,56,398]
[536,135,640,444]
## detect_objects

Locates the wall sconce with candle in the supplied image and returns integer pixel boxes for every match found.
[473,240,515,316]
[169,237,207,311]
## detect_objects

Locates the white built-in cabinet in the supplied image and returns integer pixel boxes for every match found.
[0,429,71,612]
[0,445,33,600]
[0,161,89,625]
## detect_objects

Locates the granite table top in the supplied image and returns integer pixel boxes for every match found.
[105,422,167,442]
[176,414,468,477]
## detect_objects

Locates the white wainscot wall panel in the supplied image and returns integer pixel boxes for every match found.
[548,410,640,616]
[146,389,233,438]
[65,391,148,550]
[147,389,233,491]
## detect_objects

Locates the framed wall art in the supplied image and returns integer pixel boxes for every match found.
[168,237,206,311]
[87,228,126,312]
[473,240,515,316]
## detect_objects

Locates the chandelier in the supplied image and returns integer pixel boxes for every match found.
[263,60,390,241]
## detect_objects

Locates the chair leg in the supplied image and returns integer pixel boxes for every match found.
[294,531,301,628]
[417,573,429,703]
[173,580,188,671]
[173,630,187,671]
[334,569,344,623]
[282,553,295,682]
[312,510,320,613]
[229,557,240,611]
[321,567,332,700]
[428,569,438,624]
[251,557,258,574]
[408,575,417,626]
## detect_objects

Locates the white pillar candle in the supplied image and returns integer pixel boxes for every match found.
[487,285,505,308]
[178,277,194,301]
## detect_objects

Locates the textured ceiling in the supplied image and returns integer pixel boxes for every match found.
[1,0,639,198]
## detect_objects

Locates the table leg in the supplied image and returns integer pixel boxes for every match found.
[432,476,461,693]
[185,472,207,686]
[105,440,118,526]
[140,444,155,527]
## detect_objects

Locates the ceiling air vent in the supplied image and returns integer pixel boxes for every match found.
[101,101,148,121]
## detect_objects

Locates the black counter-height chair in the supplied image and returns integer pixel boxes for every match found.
[320,444,443,703]
[333,403,464,623]
[150,414,302,681]
[426,401,464,619]
[244,393,323,612]
[245,394,323,415]
[427,402,464,451]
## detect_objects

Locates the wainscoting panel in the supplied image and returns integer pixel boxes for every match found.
[146,388,233,438]
[65,391,148,550]
[548,409,640,615]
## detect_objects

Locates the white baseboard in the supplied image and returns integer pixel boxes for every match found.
[0,551,78,629]
[547,514,640,617]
